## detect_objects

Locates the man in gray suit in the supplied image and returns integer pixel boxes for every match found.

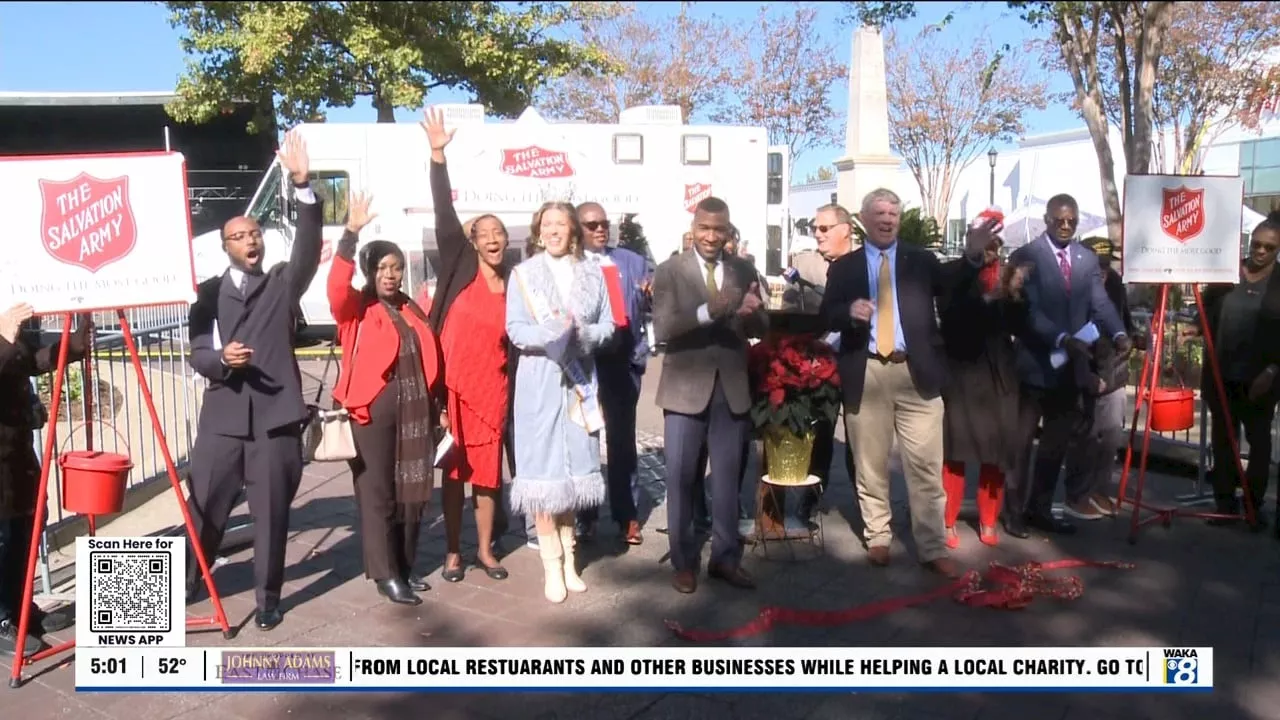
[185,131,322,630]
[1005,193,1132,538]
[653,197,767,594]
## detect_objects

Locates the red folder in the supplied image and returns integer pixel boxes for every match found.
[600,264,628,328]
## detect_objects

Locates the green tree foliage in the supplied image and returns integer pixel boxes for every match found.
[162,1,618,132]
[617,213,651,262]
[851,207,943,249]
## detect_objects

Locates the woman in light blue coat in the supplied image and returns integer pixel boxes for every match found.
[506,201,616,603]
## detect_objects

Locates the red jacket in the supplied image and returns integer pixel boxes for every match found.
[327,255,441,425]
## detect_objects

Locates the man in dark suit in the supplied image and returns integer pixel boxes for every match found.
[185,131,322,630]
[1005,194,1131,538]
[820,188,999,578]
[576,201,651,545]
[653,196,767,594]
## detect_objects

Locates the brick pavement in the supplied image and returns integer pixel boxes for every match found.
[3,359,1280,720]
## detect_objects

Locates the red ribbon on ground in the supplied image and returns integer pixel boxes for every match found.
[664,559,1135,643]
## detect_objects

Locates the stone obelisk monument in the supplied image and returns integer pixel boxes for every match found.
[834,27,902,212]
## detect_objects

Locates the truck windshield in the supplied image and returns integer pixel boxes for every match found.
[247,162,283,226]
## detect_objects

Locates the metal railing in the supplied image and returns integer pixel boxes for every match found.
[29,303,202,596]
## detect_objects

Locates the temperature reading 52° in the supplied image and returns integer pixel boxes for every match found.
[158,657,187,674]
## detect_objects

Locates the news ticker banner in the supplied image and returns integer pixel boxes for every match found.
[75,647,1212,692]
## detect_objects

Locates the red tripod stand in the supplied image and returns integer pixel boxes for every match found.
[8,310,233,688]
[1115,283,1256,544]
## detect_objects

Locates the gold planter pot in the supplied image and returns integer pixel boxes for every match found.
[762,426,815,485]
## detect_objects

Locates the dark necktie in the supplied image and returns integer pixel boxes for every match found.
[1057,249,1071,294]
[238,273,249,295]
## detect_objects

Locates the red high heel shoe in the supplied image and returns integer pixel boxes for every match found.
[979,525,999,546]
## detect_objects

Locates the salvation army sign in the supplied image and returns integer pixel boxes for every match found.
[1121,174,1244,284]
[0,151,195,314]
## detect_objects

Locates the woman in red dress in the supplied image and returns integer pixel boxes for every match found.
[420,107,514,582]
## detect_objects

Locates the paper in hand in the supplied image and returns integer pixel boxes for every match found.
[1050,322,1100,369]
[434,432,454,468]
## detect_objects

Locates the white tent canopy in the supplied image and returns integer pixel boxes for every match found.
[1000,196,1108,249]
[1243,205,1267,233]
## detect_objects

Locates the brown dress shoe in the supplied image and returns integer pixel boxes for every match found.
[708,564,756,589]
[923,557,961,579]
[625,521,643,546]
[672,570,697,594]
[867,545,891,566]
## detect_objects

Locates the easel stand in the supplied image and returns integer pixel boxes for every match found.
[1115,284,1256,544]
[8,310,233,688]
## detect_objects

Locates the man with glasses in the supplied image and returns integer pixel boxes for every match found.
[184,131,322,631]
[1004,194,1131,539]
[793,204,857,523]
[574,202,651,545]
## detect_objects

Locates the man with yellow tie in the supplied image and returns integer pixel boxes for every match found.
[820,188,1002,579]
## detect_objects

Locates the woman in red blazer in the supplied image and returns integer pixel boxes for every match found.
[327,193,441,607]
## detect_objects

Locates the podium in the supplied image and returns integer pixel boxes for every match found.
[751,310,832,541]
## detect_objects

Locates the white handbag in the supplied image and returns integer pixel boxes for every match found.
[303,328,359,463]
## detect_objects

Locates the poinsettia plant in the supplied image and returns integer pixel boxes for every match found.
[747,334,842,437]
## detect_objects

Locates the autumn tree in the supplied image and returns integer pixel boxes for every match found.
[163,1,616,132]
[1116,2,1280,173]
[847,1,1176,244]
[805,167,835,183]
[884,26,1048,227]
[536,2,738,123]
[715,5,846,175]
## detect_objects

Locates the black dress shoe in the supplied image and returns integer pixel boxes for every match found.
[1001,516,1030,539]
[708,564,756,590]
[376,579,422,606]
[254,608,284,631]
[1026,513,1077,535]
[406,575,431,592]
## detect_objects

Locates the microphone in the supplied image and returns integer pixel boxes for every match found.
[783,267,825,295]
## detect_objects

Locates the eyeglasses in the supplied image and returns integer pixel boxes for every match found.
[225,229,263,242]
[583,220,610,231]
[814,222,848,234]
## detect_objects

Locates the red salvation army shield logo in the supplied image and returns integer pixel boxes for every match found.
[499,146,574,179]
[1160,186,1205,244]
[39,173,138,272]
[685,183,712,213]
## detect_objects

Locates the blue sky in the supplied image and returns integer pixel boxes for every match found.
[0,1,1084,181]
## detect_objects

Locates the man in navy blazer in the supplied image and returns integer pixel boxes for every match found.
[1004,193,1132,538]
[576,202,652,545]
[821,188,1001,578]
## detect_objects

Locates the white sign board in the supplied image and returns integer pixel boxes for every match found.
[0,151,196,314]
[1121,174,1244,284]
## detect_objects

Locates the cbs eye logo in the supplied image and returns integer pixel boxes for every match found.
[1164,657,1198,685]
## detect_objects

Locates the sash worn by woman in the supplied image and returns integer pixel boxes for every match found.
[507,202,615,604]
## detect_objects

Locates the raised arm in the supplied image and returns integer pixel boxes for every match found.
[1086,259,1126,340]
[422,107,467,272]
[326,192,378,324]
[0,310,89,379]
[277,131,323,302]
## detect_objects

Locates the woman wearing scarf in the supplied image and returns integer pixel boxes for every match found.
[422,108,514,582]
[507,202,616,604]
[937,236,1028,548]
[327,193,439,606]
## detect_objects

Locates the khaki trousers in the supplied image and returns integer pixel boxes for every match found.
[845,360,947,562]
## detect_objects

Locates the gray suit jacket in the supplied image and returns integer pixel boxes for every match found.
[652,249,768,415]
[188,197,324,437]
[1009,235,1124,389]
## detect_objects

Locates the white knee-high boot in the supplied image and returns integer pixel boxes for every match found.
[559,524,587,593]
[538,530,567,604]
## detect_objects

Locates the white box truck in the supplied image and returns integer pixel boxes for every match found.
[191,104,791,329]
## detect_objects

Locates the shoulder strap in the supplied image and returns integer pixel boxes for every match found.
[315,313,362,405]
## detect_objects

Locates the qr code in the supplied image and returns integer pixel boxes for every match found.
[88,551,172,634]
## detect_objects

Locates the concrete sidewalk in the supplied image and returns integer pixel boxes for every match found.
[3,360,1278,720]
